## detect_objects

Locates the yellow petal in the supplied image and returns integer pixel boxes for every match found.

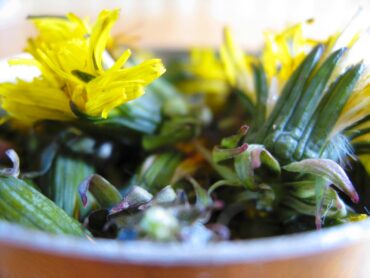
[220,27,255,102]
[0,79,75,124]
[88,9,120,73]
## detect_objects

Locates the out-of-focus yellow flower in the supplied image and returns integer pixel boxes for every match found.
[262,22,320,115]
[220,28,255,102]
[219,21,369,123]
[262,22,318,87]
[0,9,165,125]
[178,48,228,95]
[220,23,319,116]
[176,48,230,112]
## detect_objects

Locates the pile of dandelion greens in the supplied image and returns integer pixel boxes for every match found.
[0,9,369,242]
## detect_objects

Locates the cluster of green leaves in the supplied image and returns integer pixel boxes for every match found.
[0,67,217,241]
[0,43,369,242]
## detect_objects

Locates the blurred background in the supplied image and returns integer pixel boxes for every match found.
[0,0,369,57]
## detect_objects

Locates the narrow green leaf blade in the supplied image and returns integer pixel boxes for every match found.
[0,176,86,236]
[283,158,359,203]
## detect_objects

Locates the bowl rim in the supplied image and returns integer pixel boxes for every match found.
[0,219,369,266]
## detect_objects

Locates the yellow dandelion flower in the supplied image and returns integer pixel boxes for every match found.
[175,48,230,112]
[220,23,318,117]
[177,48,228,95]
[0,9,165,125]
[220,21,368,123]
[261,22,320,115]
[220,27,255,102]
[262,22,318,85]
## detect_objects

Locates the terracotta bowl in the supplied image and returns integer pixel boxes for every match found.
[1,219,370,278]
[1,54,370,278]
